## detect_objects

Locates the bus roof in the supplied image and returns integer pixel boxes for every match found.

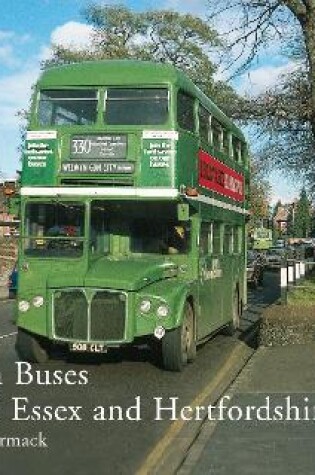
[38,60,245,141]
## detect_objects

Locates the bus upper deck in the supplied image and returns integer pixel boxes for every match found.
[22,60,249,212]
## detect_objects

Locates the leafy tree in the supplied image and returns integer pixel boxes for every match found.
[271,200,282,239]
[286,204,296,238]
[272,199,282,218]
[311,210,315,237]
[293,187,311,237]
[248,162,271,232]
[45,4,242,115]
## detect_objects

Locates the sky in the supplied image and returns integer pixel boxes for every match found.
[0,0,301,204]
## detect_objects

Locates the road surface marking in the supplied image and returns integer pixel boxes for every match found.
[0,332,17,340]
[136,343,246,475]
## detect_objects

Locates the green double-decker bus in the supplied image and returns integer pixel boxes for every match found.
[16,60,249,371]
[252,227,273,251]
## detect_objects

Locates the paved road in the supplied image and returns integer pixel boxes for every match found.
[0,273,279,475]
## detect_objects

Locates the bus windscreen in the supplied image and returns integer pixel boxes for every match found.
[24,202,85,257]
[38,90,98,126]
[105,88,168,125]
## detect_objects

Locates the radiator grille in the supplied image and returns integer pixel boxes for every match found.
[54,290,87,340]
[90,291,125,340]
[53,289,126,342]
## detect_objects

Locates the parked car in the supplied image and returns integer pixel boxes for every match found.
[247,251,264,288]
[8,264,18,298]
[295,243,315,260]
[275,239,286,248]
[265,247,287,269]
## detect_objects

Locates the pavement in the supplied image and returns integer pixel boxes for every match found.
[0,257,14,299]
[179,342,315,475]
[0,283,9,299]
[0,264,9,298]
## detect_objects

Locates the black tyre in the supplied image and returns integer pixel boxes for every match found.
[15,329,49,363]
[185,303,197,363]
[162,302,196,372]
[222,289,240,336]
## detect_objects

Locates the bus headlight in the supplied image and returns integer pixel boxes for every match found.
[157,304,169,318]
[32,296,44,308]
[19,300,30,312]
[139,299,152,314]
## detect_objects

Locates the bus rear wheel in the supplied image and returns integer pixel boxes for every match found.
[162,302,196,372]
[15,329,49,364]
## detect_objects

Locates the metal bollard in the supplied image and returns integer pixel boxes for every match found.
[295,261,300,281]
[288,261,294,285]
[280,259,288,304]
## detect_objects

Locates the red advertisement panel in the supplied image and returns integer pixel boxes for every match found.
[198,150,244,202]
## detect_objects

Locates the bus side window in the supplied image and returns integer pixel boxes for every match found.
[211,118,223,152]
[198,106,210,145]
[177,91,195,133]
[212,222,222,255]
[223,225,233,255]
[200,222,211,255]
[234,226,241,254]
[232,137,242,163]
[222,129,230,156]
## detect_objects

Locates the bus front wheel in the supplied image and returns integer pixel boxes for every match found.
[162,302,196,372]
[15,329,49,364]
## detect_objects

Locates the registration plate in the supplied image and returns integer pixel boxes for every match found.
[70,342,107,353]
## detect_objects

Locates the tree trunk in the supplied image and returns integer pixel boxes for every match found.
[304,8,315,141]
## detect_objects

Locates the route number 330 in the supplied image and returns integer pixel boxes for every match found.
[72,139,92,155]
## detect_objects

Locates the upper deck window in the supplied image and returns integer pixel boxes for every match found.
[177,91,195,132]
[38,90,98,126]
[198,106,210,144]
[105,88,168,125]
[232,136,240,162]
[211,118,223,150]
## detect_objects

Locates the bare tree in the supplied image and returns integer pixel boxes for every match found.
[207,1,315,192]
[208,1,314,129]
